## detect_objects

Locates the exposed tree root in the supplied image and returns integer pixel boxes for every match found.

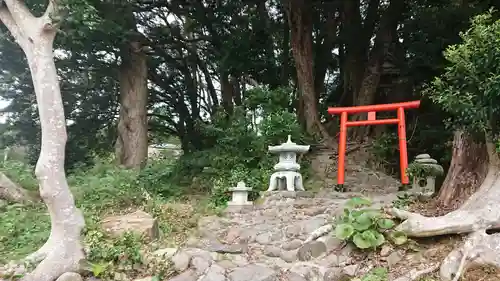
[390,164,500,237]
[439,230,500,281]
[391,140,500,281]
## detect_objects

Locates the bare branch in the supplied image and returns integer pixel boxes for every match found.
[3,0,35,28]
[0,6,28,47]
[41,0,61,31]
[43,0,57,17]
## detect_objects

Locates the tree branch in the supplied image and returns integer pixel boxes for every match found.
[0,6,25,45]
[43,0,57,17]
[3,0,35,28]
[41,0,61,31]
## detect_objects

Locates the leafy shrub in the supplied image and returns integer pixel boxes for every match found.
[0,156,191,263]
[425,11,500,137]
[170,87,311,207]
[406,161,444,182]
[334,197,408,249]
[82,230,147,280]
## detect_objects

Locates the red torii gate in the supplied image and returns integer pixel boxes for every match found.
[327,100,421,192]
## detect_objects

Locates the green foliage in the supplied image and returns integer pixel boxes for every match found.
[334,197,408,249]
[406,162,444,182]
[82,231,144,280]
[425,10,500,135]
[0,204,50,263]
[0,160,38,191]
[0,157,204,266]
[170,88,310,207]
[391,193,414,210]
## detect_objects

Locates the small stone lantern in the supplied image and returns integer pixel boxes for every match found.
[267,135,310,191]
[409,154,444,197]
[228,181,252,206]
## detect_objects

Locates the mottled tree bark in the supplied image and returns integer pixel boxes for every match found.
[437,130,488,208]
[284,0,330,142]
[350,0,406,140]
[0,1,85,281]
[116,41,149,169]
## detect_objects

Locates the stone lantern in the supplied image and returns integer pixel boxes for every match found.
[409,154,444,197]
[228,181,252,206]
[267,135,310,191]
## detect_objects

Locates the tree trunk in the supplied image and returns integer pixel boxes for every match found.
[285,0,331,142]
[437,130,488,208]
[351,0,406,140]
[116,41,149,169]
[220,70,234,114]
[0,2,85,280]
[281,8,291,87]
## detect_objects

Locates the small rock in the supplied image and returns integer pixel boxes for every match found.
[297,241,327,261]
[225,228,241,243]
[255,233,272,245]
[153,248,178,259]
[317,253,350,267]
[285,225,302,238]
[303,207,327,216]
[303,217,329,233]
[209,242,246,254]
[387,251,403,267]
[191,256,211,274]
[227,264,277,281]
[217,260,237,269]
[380,245,392,257]
[263,246,281,257]
[281,271,306,281]
[199,264,226,281]
[280,249,298,263]
[317,235,343,252]
[289,264,325,280]
[101,210,159,239]
[226,254,249,266]
[324,268,350,281]
[56,272,83,281]
[167,269,198,281]
[172,251,191,271]
[342,264,359,276]
[281,239,303,251]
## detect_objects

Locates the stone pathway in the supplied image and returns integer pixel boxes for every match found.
[163,186,401,281]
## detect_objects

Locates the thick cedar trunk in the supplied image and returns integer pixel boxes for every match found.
[281,9,291,86]
[116,41,149,169]
[350,0,405,140]
[285,0,330,141]
[437,130,488,208]
[232,76,242,106]
[0,2,85,280]
[220,70,234,114]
